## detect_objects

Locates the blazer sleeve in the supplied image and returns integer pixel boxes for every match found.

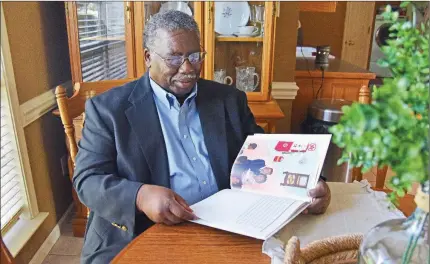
[72,98,143,236]
[238,91,265,135]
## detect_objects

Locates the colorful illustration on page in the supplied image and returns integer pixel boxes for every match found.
[231,136,323,198]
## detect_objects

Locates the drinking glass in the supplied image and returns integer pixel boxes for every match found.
[214,69,233,85]
[235,66,259,92]
[251,5,265,37]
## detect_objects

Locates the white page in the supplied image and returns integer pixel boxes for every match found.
[190,189,307,240]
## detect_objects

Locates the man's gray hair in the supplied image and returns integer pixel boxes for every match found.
[143,10,200,50]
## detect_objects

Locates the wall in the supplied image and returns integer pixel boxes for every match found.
[298,2,347,58]
[2,2,72,263]
[272,2,299,133]
[273,2,299,83]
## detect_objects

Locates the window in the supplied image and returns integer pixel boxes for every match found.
[0,61,25,232]
[77,1,128,82]
[1,5,47,256]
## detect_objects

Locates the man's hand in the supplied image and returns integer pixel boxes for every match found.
[303,180,331,215]
[136,185,197,225]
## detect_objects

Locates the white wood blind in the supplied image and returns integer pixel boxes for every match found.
[0,69,24,229]
[77,1,127,82]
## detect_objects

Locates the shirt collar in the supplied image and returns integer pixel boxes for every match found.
[149,76,198,109]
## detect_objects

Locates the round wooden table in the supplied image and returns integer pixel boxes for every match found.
[112,192,416,264]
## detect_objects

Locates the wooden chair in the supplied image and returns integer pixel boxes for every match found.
[54,78,135,237]
[352,85,388,188]
[55,79,135,165]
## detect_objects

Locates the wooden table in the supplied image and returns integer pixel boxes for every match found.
[112,191,416,264]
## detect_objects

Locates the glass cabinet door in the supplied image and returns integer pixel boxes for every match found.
[133,1,204,76]
[65,1,135,83]
[204,1,276,101]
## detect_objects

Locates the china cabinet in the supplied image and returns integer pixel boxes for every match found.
[203,1,278,102]
[65,1,280,104]
[62,1,283,237]
[64,1,204,82]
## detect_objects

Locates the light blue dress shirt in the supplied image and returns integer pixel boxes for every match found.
[149,78,219,205]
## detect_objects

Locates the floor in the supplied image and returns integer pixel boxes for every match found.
[41,167,415,264]
[42,210,82,264]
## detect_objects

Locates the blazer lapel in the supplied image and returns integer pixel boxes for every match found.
[196,81,229,190]
[125,74,170,188]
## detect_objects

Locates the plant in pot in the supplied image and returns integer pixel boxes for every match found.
[329,2,429,263]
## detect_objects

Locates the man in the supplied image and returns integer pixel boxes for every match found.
[73,10,331,264]
[232,156,272,186]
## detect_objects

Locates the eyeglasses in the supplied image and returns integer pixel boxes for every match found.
[152,50,207,68]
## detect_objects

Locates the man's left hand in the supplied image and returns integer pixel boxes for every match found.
[303,180,331,215]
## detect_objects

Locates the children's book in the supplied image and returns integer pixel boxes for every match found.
[189,134,332,240]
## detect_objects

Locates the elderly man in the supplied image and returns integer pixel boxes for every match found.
[73,10,331,263]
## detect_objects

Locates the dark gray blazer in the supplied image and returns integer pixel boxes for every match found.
[73,73,264,263]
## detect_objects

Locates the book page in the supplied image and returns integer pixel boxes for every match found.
[230,134,331,202]
[190,189,307,240]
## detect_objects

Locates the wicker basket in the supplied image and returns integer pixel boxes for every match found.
[284,234,363,264]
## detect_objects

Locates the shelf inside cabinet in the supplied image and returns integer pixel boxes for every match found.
[216,36,264,42]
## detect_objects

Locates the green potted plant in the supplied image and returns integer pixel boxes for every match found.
[329,2,429,263]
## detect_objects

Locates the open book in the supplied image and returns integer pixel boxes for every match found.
[190,134,332,240]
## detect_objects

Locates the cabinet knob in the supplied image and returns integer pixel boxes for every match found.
[346,40,355,46]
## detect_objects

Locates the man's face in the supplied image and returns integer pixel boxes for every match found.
[254,175,267,183]
[144,29,202,96]
[260,167,273,175]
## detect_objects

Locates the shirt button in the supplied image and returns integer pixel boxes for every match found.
[203,181,207,185]
[192,157,197,161]
[183,134,188,139]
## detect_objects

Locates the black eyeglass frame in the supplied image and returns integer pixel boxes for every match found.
[151,47,207,69]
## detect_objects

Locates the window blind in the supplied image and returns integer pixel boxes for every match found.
[77,2,127,82]
[0,74,24,230]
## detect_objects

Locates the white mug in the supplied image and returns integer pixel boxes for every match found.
[214,69,233,85]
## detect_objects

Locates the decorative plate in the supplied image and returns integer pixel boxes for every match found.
[214,2,250,35]
[159,1,193,16]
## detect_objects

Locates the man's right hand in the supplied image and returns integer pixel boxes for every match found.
[136,184,197,225]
